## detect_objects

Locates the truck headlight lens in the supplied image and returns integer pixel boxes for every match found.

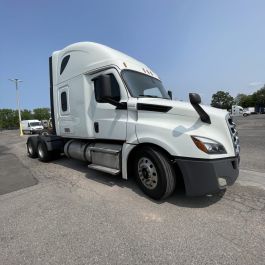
[191,136,227,154]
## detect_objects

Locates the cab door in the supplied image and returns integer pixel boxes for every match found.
[57,84,74,136]
[91,68,128,140]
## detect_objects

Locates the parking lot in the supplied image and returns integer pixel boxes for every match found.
[0,115,265,265]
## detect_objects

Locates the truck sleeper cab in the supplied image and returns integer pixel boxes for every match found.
[26,42,240,200]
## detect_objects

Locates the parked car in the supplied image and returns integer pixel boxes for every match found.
[243,109,251,117]
[21,120,44,134]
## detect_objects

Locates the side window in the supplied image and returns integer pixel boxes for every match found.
[94,74,121,103]
[60,55,70,75]
[61,91,68,111]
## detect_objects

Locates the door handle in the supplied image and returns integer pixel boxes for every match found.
[94,122,99,133]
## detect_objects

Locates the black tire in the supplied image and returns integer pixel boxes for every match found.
[40,129,51,136]
[133,147,176,200]
[37,140,53,162]
[27,138,38,158]
[243,113,247,117]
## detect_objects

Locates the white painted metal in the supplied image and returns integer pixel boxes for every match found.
[88,68,128,140]
[231,105,243,116]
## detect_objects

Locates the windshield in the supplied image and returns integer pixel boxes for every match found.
[30,122,41,127]
[122,70,170,99]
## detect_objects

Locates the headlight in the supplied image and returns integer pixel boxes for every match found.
[191,136,227,154]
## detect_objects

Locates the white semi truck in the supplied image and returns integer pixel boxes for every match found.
[26,42,240,200]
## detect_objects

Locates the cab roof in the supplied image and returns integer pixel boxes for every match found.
[52,42,159,84]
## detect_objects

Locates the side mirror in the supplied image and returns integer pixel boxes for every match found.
[168,90,172,99]
[96,74,112,100]
[189,92,211,124]
[95,74,124,108]
[189,93,201,105]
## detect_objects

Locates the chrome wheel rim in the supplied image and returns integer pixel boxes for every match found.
[38,145,44,158]
[28,142,33,155]
[138,157,158,190]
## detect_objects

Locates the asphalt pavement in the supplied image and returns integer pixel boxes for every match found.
[0,145,37,195]
[0,116,264,265]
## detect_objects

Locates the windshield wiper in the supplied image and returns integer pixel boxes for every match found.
[138,95,162,98]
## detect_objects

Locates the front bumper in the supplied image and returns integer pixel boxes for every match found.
[175,156,239,196]
[32,129,43,134]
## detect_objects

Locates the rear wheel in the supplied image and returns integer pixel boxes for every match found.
[27,138,38,158]
[37,140,53,162]
[133,147,176,200]
[243,113,247,117]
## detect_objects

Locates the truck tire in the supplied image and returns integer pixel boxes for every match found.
[27,138,38,158]
[37,140,53,162]
[133,147,176,200]
[243,113,247,117]
[40,129,51,136]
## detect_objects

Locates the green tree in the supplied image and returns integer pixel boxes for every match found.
[32,108,50,120]
[211,91,234,110]
[21,109,32,120]
[0,109,19,129]
[240,95,255,108]
[234,93,247,105]
[253,86,265,106]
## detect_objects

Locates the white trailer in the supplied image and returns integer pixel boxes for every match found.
[231,105,244,116]
[21,120,43,134]
[26,42,240,199]
[247,107,257,114]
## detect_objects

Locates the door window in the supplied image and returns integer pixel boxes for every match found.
[61,91,68,112]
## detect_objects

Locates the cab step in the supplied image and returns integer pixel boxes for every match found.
[87,164,120,175]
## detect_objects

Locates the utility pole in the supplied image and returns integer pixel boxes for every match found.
[9,78,23,136]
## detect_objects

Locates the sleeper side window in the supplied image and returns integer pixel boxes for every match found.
[60,55,70,75]
[94,74,121,103]
[61,91,68,111]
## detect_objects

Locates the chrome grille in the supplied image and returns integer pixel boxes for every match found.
[226,115,240,155]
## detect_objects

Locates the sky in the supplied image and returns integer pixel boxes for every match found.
[1,0,265,109]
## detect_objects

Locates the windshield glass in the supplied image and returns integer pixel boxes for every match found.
[122,70,170,99]
[30,122,41,127]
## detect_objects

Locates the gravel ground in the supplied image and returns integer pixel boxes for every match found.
[0,115,264,265]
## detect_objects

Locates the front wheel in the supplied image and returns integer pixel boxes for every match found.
[133,147,176,200]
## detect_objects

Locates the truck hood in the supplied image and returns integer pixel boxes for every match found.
[134,97,236,158]
[136,98,228,120]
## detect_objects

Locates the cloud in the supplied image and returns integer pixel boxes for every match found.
[249,81,264,87]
